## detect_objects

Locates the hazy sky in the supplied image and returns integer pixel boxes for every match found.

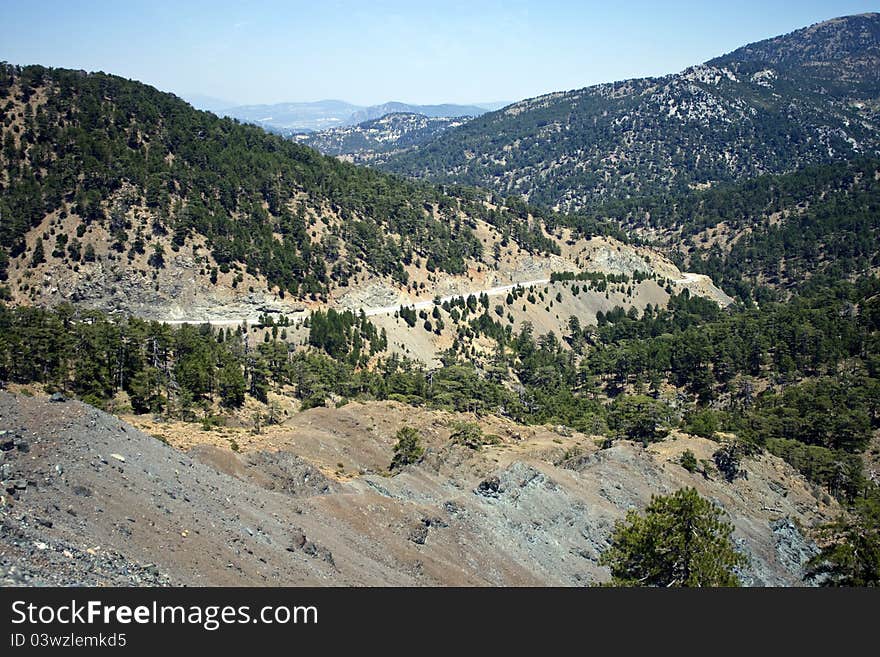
[1,1,877,106]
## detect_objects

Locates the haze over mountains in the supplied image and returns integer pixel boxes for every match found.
[291,113,470,164]
[186,98,507,134]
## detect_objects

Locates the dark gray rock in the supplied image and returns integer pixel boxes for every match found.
[772,517,818,582]
[475,476,501,498]
[408,524,429,545]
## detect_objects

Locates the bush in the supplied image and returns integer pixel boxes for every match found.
[449,421,494,450]
[680,449,698,473]
[713,441,747,482]
[684,408,720,439]
[608,395,670,446]
[300,395,326,411]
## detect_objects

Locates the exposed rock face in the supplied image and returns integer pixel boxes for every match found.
[0,393,833,586]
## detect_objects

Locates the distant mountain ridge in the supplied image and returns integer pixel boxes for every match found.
[292,112,470,163]
[376,13,880,212]
[206,99,502,134]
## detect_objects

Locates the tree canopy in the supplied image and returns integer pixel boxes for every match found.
[600,488,747,587]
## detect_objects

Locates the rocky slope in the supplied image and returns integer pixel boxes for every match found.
[0,391,834,586]
[378,14,880,212]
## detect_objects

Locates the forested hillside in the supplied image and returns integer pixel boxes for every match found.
[569,158,880,302]
[378,14,880,212]
[0,63,564,303]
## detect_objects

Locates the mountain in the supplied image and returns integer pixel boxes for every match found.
[220,99,491,134]
[3,61,707,330]
[347,102,488,124]
[708,12,880,78]
[576,157,880,300]
[292,112,470,164]
[0,64,533,317]
[377,13,880,212]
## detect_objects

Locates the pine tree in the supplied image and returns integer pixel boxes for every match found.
[600,488,746,587]
[30,239,45,266]
[218,360,246,408]
[390,426,424,470]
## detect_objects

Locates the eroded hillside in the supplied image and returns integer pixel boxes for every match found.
[0,391,834,586]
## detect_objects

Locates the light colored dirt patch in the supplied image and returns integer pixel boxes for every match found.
[123,400,592,481]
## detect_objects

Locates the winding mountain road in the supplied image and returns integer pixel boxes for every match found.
[159,278,552,326]
[158,271,714,326]
[360,278,551,317]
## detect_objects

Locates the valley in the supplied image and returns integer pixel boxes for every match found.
[1,12,879,588]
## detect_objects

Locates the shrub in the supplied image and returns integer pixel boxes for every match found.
[684,408,720,439]
[449,421,491,450]
[713,441,747,482]
[608,395,670,446]
[680,449,699,473]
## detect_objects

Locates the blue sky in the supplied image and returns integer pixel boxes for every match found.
[1,1,877,106]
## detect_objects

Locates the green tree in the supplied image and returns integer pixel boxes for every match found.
[685,408,720,439]
[390,426,425,471]
[218,360,246,408]
[608,395,670,445]
[680,449,699,473]
[806,497,880,586]
[600,487,746,587]
[30,239,45,266]
[448,420,487,450]
[128,366,164,414]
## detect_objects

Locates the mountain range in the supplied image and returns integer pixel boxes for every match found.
[291,112,470,164]
[186,98,507,134]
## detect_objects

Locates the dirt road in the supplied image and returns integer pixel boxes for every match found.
[159,278,552,326]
